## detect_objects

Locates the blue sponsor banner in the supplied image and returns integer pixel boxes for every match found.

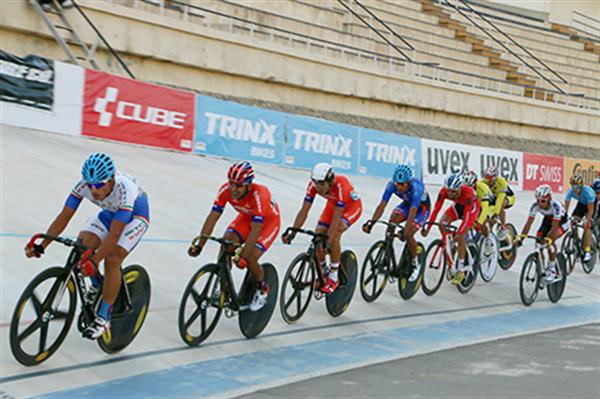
[285,114,359,174]
[358,128,422,180]
[194,95,285,164]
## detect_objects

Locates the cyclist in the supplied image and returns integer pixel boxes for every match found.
[463,170,494,257]
[593,179,600,222]
[24,153,150,339]
[422,173,480,285]
[187,161,280,312]
[564,174,595,263]
[362,164,430,281]
[282,163,362,294]
[482,165,516,236]
[514,184,568,282]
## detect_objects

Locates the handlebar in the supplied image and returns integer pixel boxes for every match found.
[27,233,89,251]
[517,235,553,247]
[191,235,242,248]
[282,227,328,244]
[424,222,457,233]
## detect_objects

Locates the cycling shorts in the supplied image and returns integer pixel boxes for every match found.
[318,199,363,229]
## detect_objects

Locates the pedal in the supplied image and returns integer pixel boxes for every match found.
[224,307,237,318]
[388,276,396,284]
[313,290,324,301]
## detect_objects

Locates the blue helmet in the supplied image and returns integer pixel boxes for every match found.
[82,153,115,184]
[592,178,600,193]
[393,164,413,184]
[444,172,464,191]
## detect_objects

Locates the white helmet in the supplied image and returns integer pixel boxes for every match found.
[535,184,552,200]
[311,162,334,183]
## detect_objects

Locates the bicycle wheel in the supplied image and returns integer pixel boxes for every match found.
[498,223,518,270]
[239,263,279,339]
[98,265,151,354]
[326,250,358,317]
[178,264,223,346]
[398,243,425,300]
[582,235,597,274]
[479,236,498,283]
[457,242,480,294]
[547,254,567,303]
[421,239,446,296]
[561,232,577,275]
[519,253,540,306]
[280,253,315,324]
[10,267,77,366]
[359,240,388,303]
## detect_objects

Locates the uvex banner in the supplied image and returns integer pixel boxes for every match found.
[285,115,359,173]
[194,95,285,164]
[422,139,523,190]
[82,70,195,151]
[359,128,421,179]
[563,158,600,191]
[523,153,564,193]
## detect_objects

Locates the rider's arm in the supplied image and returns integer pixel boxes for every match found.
[477,199,490,225]
[492,180,508,215]
[197,210,222,247]
[39,205,77,250]
[291,200,312,229]
[564,199,571,214]
[371,181,394,221]
[369,201,388,223]
[456,196,474,235]
[427,189,447,225]
[520,216,534,237]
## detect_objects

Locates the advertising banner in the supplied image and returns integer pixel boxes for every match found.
[358,128,422,180]
[563,158,600,191]
[523,153,564,193]
[82,70,195,151]
[194,95,285,164]
[0,50,54,111]
[285,115,359,174]
[422,139,523,190]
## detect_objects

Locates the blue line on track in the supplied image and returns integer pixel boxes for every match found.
[34,302,599,399]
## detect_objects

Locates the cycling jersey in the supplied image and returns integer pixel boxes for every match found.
[484,176,515,214]
[428,185,479,235]
[381,178,430,208]
[566,185,595,205]
[473,181,492,225]
[305,175,360,209]
[528,199,566,220]
[213,182,279,223]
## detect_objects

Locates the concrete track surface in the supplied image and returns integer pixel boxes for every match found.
[1,125,598,398]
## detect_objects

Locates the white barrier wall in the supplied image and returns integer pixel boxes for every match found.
[1,61,84,136]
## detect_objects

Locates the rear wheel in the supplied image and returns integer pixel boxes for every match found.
[280,253,314,324]
[359,240,388,303]
[582,235,597,274]
[10,267,77,366]
[326,250,358,317]
[421,239,446,296]
[239,263,279,339]
[547,254,567,303]
[398,243,425,300]
[519,253,540,306]
[457,242,480,294]
[498,223,518,270]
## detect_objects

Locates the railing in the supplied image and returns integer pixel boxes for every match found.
[109,0,599,111]
[572,10,600,42]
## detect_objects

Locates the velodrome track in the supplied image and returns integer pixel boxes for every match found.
[1,125,598,398]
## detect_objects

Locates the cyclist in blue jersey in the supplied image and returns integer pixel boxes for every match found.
[564,174,595,263]
[362,164,430,281]
[593,179,600,222]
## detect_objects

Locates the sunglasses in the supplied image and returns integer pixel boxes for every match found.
[538,198,549,204]
[87,180,109,189]
[447,189,460,196]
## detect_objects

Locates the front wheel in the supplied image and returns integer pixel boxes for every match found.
[456,242,479,294]
[10,267,77,366]
[520,253,540,306]
[421,239,446,296]
[359,240,389,303]
[561,232,577,275]
[479,235,498,283]
[280,253,315,324]
[178,264,223,347]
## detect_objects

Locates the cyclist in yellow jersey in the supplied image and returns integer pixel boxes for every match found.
[463,170,494,256]
[482,166,515,234]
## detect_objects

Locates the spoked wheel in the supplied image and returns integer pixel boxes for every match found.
[582,235,597,274]
[457,242,480,294]
[239,263,279,339]
[421,239,446,296]
[10,267,77,366]
[280,253,315,324]
[498,223,518,270]
[98,265,151,354]
[478,235,498,283]
[178,264,223,346]
[561,232,577,275]
[326,250,358,317]
[547,254,567,303]
[520,253,540,306]
[359,240,389,303]
[398,243,425,300]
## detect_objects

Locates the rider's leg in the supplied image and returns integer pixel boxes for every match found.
[101,246,127,307]
[315,224,329,267]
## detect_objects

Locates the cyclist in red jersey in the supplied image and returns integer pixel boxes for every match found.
[282,163,362,294]
[188,161,280,311]
[422,173,480,284]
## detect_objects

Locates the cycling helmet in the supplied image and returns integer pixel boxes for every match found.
[311,163,334,183]
[393,164,413,184]
[534,184,552,200]
[228,161,255,185]
[82,153,115,184]
[444,173,464,191]
[592,178,600,193]
[483,165,498,180]
[569,173,583,186]
[463,170,477,187]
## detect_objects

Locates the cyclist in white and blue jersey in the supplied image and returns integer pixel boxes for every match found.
[363,164,430,281]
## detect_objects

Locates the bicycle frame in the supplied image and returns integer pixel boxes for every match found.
[284,227,330,290]
[427,222,459,270]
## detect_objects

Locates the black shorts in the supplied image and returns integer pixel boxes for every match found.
[537,215,568,239]
[572,202,590,219]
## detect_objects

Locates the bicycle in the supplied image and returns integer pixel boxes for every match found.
[421,222,479,295]
[561,217,597,275]
[279,227,358,324]
[359,220,425,302]
[486,216,519,271]
[519,236,567,306]
[10,234,151,366]
[178,235,278,346]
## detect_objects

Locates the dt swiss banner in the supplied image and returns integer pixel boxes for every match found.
[523,153,564,193]
[82,70,195,151]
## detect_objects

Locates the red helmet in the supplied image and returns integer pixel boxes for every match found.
[483,165,498,180]
[228,161,255,185]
